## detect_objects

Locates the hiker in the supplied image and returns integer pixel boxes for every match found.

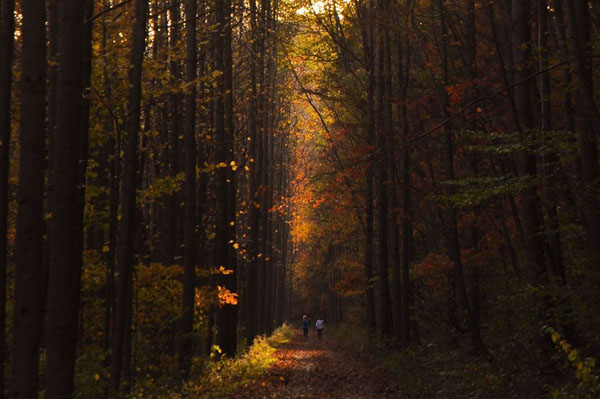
[302,315,311,339]
[315,318,324,339]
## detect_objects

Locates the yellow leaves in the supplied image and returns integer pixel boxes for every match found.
[568,349,578,362]
[215,265,234,275]
[544,325,600,388]
[94,374,100,382]
[138,173,185,203]
[217,285,238,306]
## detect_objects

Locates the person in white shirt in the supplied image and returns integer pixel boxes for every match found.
[315,318,324,339]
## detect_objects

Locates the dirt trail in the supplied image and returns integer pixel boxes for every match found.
[231,331,404,399]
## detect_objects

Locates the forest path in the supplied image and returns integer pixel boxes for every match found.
[229,330,404,399]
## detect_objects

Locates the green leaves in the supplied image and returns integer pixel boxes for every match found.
[138,172,185,203]
[436,175,537,207]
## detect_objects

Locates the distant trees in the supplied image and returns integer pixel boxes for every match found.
[289,1,600,393]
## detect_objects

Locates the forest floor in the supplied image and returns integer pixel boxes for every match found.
[227,330,404,399]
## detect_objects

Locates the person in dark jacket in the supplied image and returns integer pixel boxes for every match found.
[302,315,311,339]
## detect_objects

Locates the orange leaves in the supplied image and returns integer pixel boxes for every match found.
[445,79,477,107]
[333,271,366,297]
[214,265,234,275]
[413,252,454,291]
[217,285,238,306]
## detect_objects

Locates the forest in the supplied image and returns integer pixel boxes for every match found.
[2,0,600,398]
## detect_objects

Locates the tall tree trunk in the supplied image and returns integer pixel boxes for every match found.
[108,0,148,395]
[538,0,566,283]
[465,0,485,353]
[562,0,600,268]
[166,0,182,265]
[12,0,46,397]
[360,0,376,333]
[214,0,237,357]
[0,1,15,396]
[512,0,547,279]
[178,0,197,378]
[375,0,393,337]
[244,0,260,345]
[396,5,412,344]
[437,0,485,353]
[45,0,93,397]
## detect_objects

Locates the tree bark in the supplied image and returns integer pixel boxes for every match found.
[0,1,15,396]
[396,4,412,344]
[45,0,93,397]
[214,0,238,357]
[511,0,547,279]
[360,0,377,333]
[562,0,600,267]
[538,0,566,283]
[437,0,485,353]
[244,0,260,346]
[178,0,197,378]
[375,0,393,337]
[12,0,46,397]
[108,0,148,395]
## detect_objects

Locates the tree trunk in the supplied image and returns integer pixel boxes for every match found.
[562,0,600,267]
[166,0,182,265]
[178,0,197,378]
[244,0,260,346]
[0,1,15,396]
[375,0,393,337]
[396,7,412,344]
[360,0,376,333]
[437,0,485,353]
[214,0,238,357]
[108,0,148,395]
[538,0,566,283]
[12,0,46,397]
[512,0,547,279]
[45,0,93,398]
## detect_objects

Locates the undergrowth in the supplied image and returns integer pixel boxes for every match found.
[335,322,600,398]
[122,323,292,399]
[184,323,293,399]
[334,325,523,398]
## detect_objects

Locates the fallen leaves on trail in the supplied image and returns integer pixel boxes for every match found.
[229,332,404,399]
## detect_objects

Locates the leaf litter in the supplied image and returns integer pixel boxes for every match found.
[228,331,404,399]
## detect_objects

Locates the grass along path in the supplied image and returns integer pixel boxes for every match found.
[228,329,403,399]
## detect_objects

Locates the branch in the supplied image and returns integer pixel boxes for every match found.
[285,50,367,234]
[401,60,570,147]
[86,0,133,24]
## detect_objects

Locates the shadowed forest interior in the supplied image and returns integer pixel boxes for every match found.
[2,0,600,398]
